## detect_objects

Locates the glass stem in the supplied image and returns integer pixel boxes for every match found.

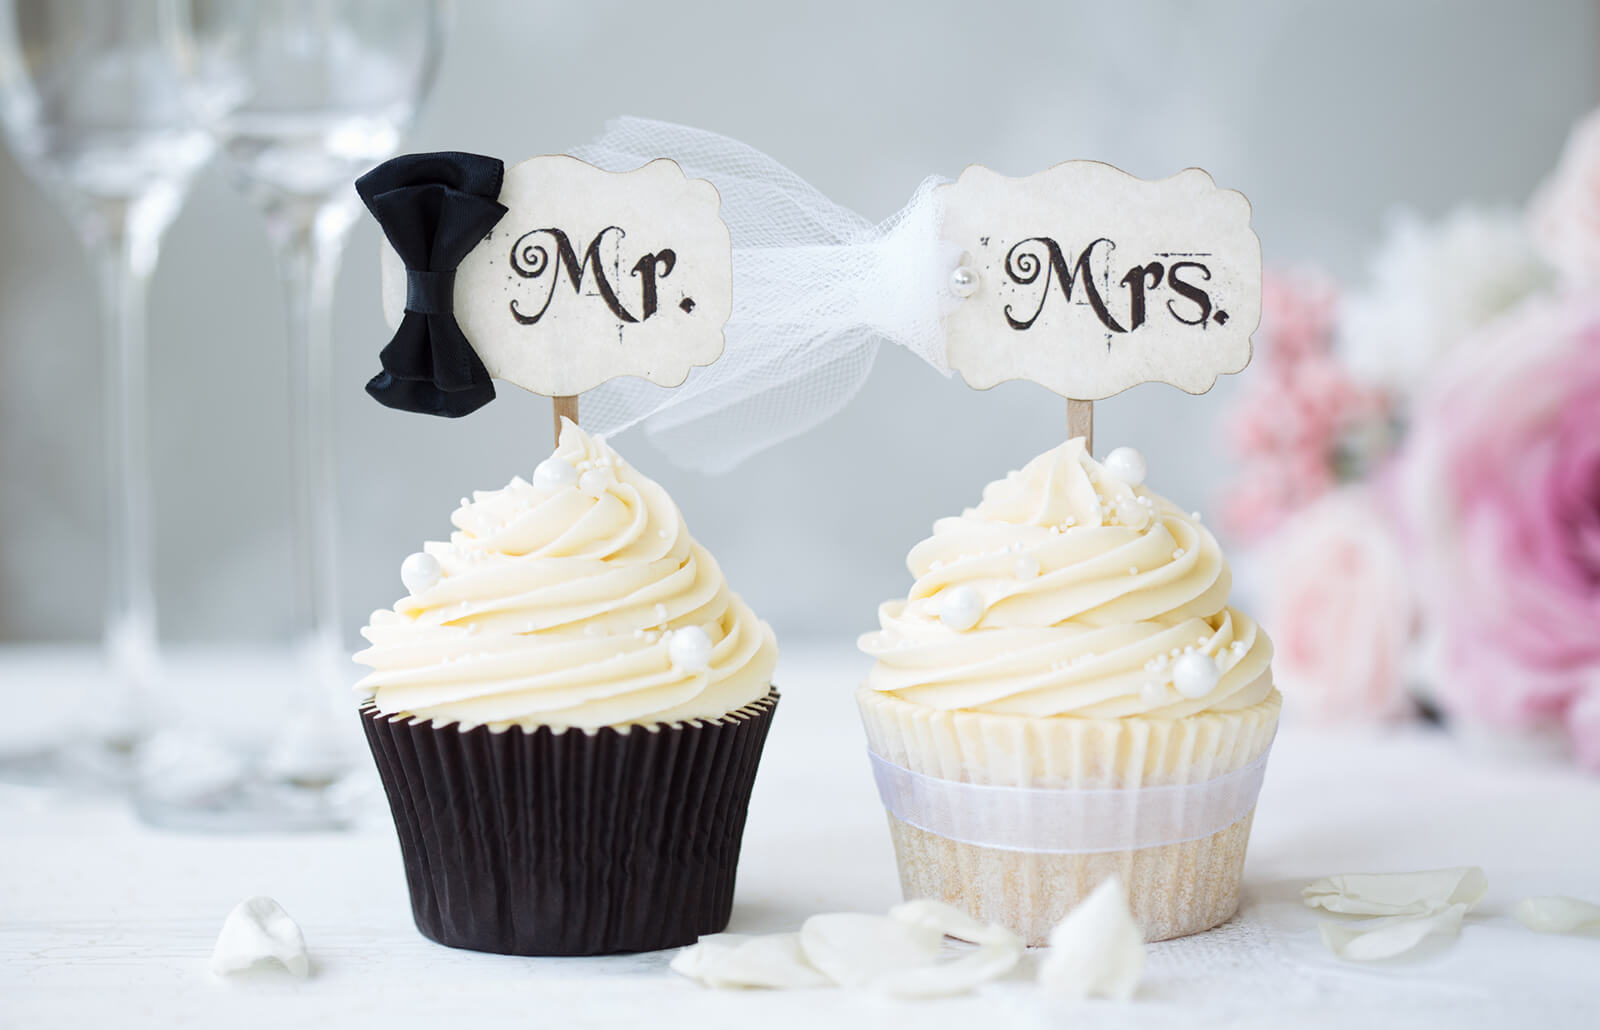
[88,202,160,719]
[270,205,348,696]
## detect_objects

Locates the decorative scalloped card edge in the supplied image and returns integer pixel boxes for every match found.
[937,160,1261,401]
[381,155,733,398]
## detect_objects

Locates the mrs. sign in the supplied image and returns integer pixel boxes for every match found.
[939,161,1261,400]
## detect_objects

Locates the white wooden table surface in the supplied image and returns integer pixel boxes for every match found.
[2,645,1597,1029]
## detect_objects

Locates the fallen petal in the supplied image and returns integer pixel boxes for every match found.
[210,897,309,978]
[1037,877,1145,1001]
[874,939,1024,999]
[1319,903,1468,961]
[669,933,746,982]
[671,933,831,989]
[799,913,944,989]
[1514,896,1600,935]
[1303,867,1487,917]
[889,898,1023,949]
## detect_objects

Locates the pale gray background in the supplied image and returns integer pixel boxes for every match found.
[1,0,1595,649]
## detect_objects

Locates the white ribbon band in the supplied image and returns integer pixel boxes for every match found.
[868,746,1273,854]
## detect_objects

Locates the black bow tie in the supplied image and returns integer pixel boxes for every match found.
[355,152,508,417]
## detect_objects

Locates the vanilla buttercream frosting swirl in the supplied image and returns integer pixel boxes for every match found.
[859,438,1272,717]
[356,420,777,730]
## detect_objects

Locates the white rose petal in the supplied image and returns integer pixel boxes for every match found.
[1037,877,1145,1001]
[1514,895,1600,935]
[1305,867,1488,962]
[874,900,1024,998]
[671,901,1023,997]
[1303,867,1487,918]
[210,897,309,978]
[799,913,944,989]
[888,898,1020,948]
[1319,903,1469,961]
[670,933,830,989]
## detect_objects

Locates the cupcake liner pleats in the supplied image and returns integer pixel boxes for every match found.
[857,689,1280,944]
[362,690,778,956]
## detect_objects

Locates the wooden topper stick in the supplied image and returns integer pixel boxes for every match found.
[552,395,579,443]
[1067,398,1094,456]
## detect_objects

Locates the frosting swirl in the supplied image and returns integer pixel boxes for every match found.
[859,438,1272,717]
[356,420,777,730]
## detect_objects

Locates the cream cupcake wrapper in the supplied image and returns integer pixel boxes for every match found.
[859,686,1280,787]
[857,687,1282,942]
[866,742,1272,854]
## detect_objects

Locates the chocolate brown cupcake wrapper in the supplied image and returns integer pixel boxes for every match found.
[362,689,778,956]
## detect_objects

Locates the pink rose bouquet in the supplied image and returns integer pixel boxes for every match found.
[1213,103,1598,765]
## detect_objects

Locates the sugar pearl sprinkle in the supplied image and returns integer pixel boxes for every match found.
[1014,556,1041,579]
[1140,682,1167,706]
[667,626,713,672]
[937,586,984,631]
[1173,651,1222,698]
[1103,446,1147,487]
[400,552,442,595]
[578,468,611,497]
[532,457,577,492]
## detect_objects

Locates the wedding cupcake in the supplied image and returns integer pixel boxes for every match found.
[356,419,779,956]
[857,438,1278,944]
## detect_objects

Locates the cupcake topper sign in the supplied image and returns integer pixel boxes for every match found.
[360,151,732,437]
[937,162,1261,452]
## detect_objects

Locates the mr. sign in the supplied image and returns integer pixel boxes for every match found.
[381,155,732,398]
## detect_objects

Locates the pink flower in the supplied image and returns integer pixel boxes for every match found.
[1530,105,1600,287]
[1261,486,1418,724]
[1222,271,1391,538]
[1401,293,1600,769]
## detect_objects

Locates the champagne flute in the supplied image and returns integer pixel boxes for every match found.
[0,0,212,786]
[145,0,445,828]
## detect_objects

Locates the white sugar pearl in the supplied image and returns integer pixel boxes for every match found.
[532,457,577,492]
[1140,682,1166,706]
[1103,446,1147,487]
[400,552,441,595]
[1173,652,1221,698]
[950,264,980,298]
[578,469,610,496]
[938,586,984,631]
[1014,556,1041,579]
[667,625,713,672]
